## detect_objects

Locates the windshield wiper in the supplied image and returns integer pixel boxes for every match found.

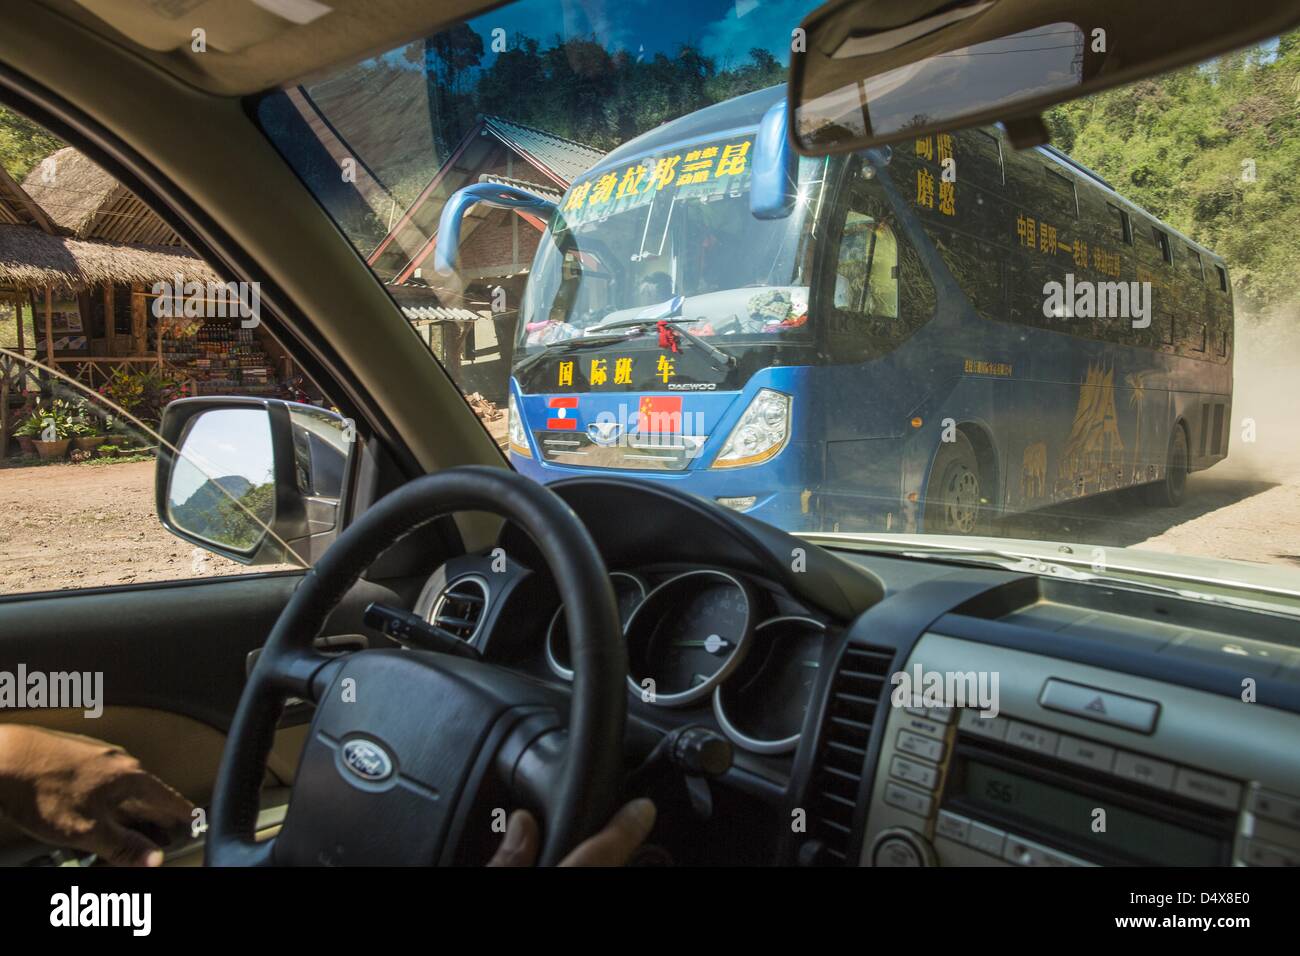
[512,331,639,378]
[584,316,737,369]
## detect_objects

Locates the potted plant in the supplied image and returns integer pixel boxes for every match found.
[27,405,71,461]
[69,401,108,453]
[12,409,43,455]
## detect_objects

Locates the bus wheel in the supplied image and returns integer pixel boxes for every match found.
[1142,424,1189,508]
[924,434,986,535]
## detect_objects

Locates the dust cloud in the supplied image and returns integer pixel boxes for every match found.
[1219,303,1300,483]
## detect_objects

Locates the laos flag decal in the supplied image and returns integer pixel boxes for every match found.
[546,396,578,430]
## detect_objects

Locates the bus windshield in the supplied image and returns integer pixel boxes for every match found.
[518,140,827,352]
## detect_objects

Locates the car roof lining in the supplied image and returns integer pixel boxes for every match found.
[35,0,510,97]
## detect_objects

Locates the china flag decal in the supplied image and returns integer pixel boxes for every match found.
[546,396,578,430]
[638,395,682,433]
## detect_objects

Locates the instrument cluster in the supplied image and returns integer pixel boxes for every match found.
[545,568,827,755]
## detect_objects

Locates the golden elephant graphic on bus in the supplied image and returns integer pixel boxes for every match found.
[1055,363,1127,498]
[1020,441,1047,501]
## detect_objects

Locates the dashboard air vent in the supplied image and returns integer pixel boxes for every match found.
[430,576,488,641]
[807,643,893,865]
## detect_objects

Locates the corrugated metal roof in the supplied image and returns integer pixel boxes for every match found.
[402,305,483,324]
[482,116,604,184]
[478,174,563,204]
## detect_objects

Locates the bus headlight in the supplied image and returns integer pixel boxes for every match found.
[712,389,791,469]
[508,393,531,457]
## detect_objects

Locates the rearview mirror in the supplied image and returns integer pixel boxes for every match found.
[155,397,352,565]
[788,0,1300,154]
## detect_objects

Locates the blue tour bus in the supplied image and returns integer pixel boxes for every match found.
[436,85,1234,535]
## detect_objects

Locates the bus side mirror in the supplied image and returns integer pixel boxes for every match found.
[434,182,559,273]
[751,100,799,221]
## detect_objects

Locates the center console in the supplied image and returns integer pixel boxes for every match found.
[863,633,1300,866]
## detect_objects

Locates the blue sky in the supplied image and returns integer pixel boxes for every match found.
[461,0,820,69]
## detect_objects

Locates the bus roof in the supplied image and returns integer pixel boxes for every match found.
[596,85,786,172]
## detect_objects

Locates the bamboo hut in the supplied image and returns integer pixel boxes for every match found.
[1,149,293,408]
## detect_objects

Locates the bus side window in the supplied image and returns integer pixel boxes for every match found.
[1152,227,1173,265]
[1108,203,1133,245]
[833,211,899,318]
[824,173,935,362]
[1043,167,1079,218]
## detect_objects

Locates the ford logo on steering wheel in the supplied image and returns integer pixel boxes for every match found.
[340,738,395,782]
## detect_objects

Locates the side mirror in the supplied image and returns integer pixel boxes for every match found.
[750,100,799,220]
[155,397,352,566]
[433,182,559,273]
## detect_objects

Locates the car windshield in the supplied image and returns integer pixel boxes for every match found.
[254,0,1300,606]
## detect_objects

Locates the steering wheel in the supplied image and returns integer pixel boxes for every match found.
[205,466,628,866]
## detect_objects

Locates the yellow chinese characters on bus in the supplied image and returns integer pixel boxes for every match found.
[963,358,1013,377]
[552,353,679,386]
[564,138,753,219]
[1015,212,1123,279]
[914,135,956,217]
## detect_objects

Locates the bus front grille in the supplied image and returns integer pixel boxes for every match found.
[535,430,706,471]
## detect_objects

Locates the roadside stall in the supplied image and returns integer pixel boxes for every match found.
[0,148,301,458]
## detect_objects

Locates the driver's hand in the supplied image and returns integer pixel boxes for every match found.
[0,724,195,867]
[488,798,656,867]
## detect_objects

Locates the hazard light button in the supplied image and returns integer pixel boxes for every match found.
[1038,679,1160,734]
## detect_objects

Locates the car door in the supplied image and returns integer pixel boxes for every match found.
[0,131,477,867]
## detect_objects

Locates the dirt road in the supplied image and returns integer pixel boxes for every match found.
[995,315,1300,570]
[0,460,275,594]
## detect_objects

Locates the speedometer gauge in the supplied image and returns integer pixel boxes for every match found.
[546,571,646,681]
[713,616,825,754]
[625,570,753,707]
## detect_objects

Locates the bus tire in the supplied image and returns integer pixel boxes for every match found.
[1142,423,1189,508]
[923,433,988,535]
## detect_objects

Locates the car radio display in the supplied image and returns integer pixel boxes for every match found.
[958,760,1227,866]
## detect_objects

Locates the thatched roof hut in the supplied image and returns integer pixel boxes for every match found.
[0,163,55,231]
[20,146,183,246]
[0,224,219,295]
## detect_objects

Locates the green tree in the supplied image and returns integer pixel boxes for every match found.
[1045,30,1300,314]
[0,104,62,180]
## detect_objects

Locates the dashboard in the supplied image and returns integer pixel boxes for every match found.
[404,476,1300,867]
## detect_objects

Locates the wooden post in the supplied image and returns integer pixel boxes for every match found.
[44,287,53,368]
[131,282,146,355]
[105,283,115,353]
[156,301,163,369]
[13,293,24,354]
[0,354,9,460]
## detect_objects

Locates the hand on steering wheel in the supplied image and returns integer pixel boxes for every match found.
[488,798,655,867]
